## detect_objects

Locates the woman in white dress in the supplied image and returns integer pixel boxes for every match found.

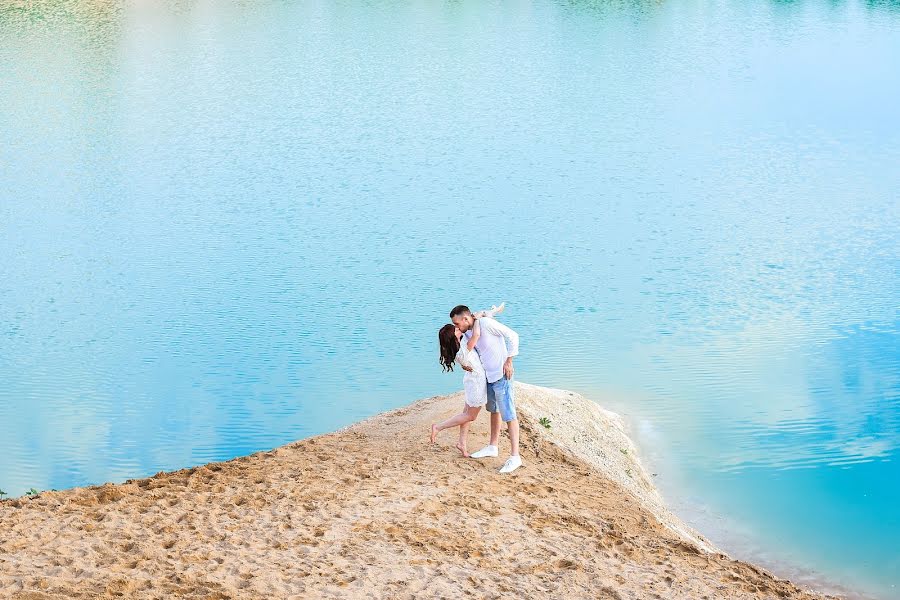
[431,304,504,457]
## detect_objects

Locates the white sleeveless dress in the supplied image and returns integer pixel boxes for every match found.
[456,344,488,407]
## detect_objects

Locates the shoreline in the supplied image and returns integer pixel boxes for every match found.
[0,383,843,599]
[614,410,878,600]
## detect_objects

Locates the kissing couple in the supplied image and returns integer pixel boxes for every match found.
[431,303,522,474]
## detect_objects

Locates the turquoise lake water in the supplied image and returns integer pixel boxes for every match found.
[1,0,898,596]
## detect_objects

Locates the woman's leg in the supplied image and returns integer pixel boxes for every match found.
[472,302,505,319]
[457,421,470,457]
[431,404,480,445]
[456,406,482,457]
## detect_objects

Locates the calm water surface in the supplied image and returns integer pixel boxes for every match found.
[1,0,898,597]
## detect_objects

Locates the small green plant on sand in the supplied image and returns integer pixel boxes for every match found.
[625,468,633,478]
[25,488,39,496]
[539,417,552,429]
[620,448,629,455]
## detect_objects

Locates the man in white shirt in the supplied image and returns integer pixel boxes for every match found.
[450,305,522,474]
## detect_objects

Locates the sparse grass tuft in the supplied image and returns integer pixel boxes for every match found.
[538,417,552,429]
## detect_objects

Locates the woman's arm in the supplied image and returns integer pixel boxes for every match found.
[466,319,481,351]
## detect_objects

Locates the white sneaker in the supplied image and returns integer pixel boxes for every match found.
[499,455,522,474]
[470,445,499,459]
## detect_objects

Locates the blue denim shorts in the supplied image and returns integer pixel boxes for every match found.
[486,377,516,422]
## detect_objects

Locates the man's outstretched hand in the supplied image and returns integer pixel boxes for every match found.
[503,358,514,380]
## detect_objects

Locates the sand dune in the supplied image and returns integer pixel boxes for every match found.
[0,384,839,599]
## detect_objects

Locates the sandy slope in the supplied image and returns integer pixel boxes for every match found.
[0,384,839,599]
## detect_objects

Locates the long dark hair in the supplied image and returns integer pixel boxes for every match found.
[438,324,460,372]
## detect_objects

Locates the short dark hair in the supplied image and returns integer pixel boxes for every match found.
[449,305,471,319]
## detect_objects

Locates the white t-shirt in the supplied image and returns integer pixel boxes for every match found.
[463,316,519,384]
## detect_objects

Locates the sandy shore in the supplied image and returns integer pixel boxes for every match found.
[0,383,840,599]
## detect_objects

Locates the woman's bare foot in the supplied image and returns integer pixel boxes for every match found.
[430,424,439,444]
[491,302,505,315]
[456,441,469,457]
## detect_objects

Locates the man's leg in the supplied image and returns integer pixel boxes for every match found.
[489,411,501,447]
[508,418,519,457]
[498,378,522,473]
[488,378,501,446]
[471,381,500,459]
